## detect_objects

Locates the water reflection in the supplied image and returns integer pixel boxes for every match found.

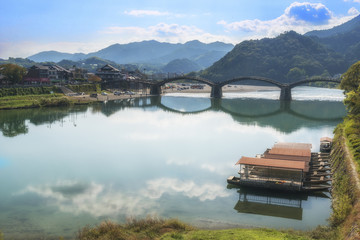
[230,186,330,220]
[0,95,346,137]
[0,106,87,137]
[18,180,156,217]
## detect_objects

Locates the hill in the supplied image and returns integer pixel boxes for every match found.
[306,15,360,64]
[200,31,347,83]
[28,51,86,63]
[27,40,234,69]
[305,14,360,38]
[162,58,202,74]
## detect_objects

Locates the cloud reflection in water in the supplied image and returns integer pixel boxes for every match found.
[143,178,230,201]
[19,180,155,217]
[18,178,230,217]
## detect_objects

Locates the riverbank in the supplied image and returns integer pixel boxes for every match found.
[0,84,278,110]
[74,217,322,240]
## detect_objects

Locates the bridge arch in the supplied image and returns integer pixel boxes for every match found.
[150,76,215,96]
[212,76,284,98]
[219,76,284,88]
[157,76,214,87]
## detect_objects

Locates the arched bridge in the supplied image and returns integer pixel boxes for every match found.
[148,76,341,101]
[149,76,215,95]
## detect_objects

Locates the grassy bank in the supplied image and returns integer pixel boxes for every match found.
[0,84,100,109]
[76,217,318,240]
[0,85,61,97]
[329,120,360,240]
[0,94,75,109]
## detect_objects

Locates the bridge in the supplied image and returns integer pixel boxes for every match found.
[147,76,341,101]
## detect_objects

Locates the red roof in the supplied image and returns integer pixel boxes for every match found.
[236,156,307,171]
[268,147,311,157]
[273,142,312,150]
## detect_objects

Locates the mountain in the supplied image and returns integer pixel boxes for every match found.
[305,15,360,38]
[28,51,86,62]
[200,31,347,83]
[27,40,234,69]
[305,15,360,64]
[162,58,202,74]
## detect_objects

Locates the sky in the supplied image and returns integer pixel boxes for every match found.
[0,0,359,59]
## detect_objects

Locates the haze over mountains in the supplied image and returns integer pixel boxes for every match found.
[27,40,234,71]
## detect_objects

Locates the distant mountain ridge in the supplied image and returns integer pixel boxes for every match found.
[305,14,360,38]
[305,14,360,63]
[28,40,234,69]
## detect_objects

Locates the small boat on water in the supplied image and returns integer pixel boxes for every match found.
[320,137,332,153]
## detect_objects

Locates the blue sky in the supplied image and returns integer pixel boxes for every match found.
[0,0,359,59]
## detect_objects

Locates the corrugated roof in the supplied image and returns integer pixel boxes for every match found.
[273,142,312,150]
[268,147,311,157]
[236,156,307,171]
[264,153,311,162]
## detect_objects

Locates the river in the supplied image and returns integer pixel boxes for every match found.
[0,87,346,239]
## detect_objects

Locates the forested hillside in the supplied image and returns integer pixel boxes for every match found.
[200,31,348,83]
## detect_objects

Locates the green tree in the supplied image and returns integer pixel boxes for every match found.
[340,60,360,92]
[343,87,360,115]
[0,63,27,84]
[286,67,306,82]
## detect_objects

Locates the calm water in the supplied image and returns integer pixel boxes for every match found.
[0,87,346,239]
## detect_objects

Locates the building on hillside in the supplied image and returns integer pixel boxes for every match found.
[95,64,124,83]
[24,64,70,84]
[43,64,70,83]
[69,65,88,82]
[23,65,51,84]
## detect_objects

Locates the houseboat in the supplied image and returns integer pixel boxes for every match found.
[227,141,332,192]
[320,137,332,153]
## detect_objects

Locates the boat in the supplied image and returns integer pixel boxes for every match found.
[320,137,332,153]
[227,140,332,192]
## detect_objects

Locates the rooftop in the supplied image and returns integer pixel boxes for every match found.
[273,142,312,150]
[268,148,311,157]
[236,156,308,171]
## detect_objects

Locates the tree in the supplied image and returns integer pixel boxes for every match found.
[340,60,360,92]
[0,63,27,84]
[286,67,306,82]
[88,75,101,83]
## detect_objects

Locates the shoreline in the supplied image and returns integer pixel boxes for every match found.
[70,84,279,103]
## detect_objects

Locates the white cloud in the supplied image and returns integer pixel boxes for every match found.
[102,23,233,44]
[218,2,357,38]
[348,7,360,15]
[124,10,170,17]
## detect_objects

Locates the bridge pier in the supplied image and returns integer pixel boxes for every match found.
[210,85,222,98]
[280,85,291,101]
[150,85,161,95]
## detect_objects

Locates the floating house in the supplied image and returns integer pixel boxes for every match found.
[320,137,332,153]
[228,141,332,192]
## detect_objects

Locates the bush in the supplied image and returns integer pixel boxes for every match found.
[0,86,61,97]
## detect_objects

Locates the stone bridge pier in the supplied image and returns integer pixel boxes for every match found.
[210,85,222,98]
[150,85,161,95]
[280,85,291,101]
